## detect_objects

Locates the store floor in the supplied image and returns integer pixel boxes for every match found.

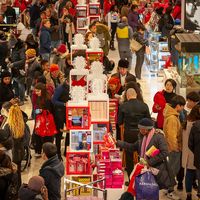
[21,46,198,199]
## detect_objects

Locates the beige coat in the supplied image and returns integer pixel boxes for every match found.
[163,104,182,152]
[182,121,196,169]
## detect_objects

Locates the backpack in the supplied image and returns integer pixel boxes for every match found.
[96,32,106,48]
[4,172,19,200]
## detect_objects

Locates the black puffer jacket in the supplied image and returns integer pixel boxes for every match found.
[39,155,64,200]
[0,40,9,70]
[189,120,200,169]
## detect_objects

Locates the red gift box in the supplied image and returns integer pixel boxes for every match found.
[109,149,120,159]
[98,174,113,188]
[111,158,122,171]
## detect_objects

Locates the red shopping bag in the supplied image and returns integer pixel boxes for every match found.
[35,110,57,137]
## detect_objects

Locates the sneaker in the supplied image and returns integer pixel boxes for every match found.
[34,153,41,158]
[166,191,181,200]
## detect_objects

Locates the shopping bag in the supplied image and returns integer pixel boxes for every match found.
[130,39,142,52]
[135,171,159,200]
[35,110,57,137]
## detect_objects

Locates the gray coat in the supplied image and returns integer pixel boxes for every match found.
[116,22,133,52]
[117,130,176,189]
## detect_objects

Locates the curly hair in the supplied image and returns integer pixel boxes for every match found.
[7,105,25,139]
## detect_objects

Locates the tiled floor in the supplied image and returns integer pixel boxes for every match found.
[20,45,198,200]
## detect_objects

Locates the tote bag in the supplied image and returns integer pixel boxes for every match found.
[130,39,143,52]
[35,110,57,137]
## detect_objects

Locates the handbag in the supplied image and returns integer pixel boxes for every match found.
[130,38,143,52]
[135,171,159,200]
[35,110,57,137]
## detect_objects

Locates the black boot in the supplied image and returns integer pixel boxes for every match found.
[110,40,115,51]
[186,194,192,200]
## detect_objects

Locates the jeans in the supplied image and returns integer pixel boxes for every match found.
[111,22,117,41]
[13,78,25,102]
[168,151,181,177]
[185,169,196,193]
[135,49,145,79]
[41,53,50,61]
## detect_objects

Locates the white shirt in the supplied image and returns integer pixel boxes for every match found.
[120,74,126,86]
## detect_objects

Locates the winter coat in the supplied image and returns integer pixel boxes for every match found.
[10,39,26,79]
[117,130,175,189]
[118,98,151,136]
[52,53,67,74]
[39,27,51,55]
[49,16,60,41]
[0,164,18,200]
[159,13,174,37]
[4,6,16,24]
[29,4,40,28]
[172,5,181,20]
[18,184,44,200]
[128,10,140,32]
[39,155,64,200]
[0,40,9,70]
[96,23,111,56]
[182,121,195,170]
[116,22,133,52]
[0,82,14,110]
[189,120,200,169]
[163,104,182,152]
[44,71,65,89]
[133,31,148,53]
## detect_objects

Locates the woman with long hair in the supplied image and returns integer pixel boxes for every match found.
[34,83,55,157]
[4,104,26,187]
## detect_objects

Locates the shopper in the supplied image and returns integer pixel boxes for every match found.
[107,5,120,50]
[0,31,9,70]
[159,6,174,37]
[107,76,123,99]
[4,105,29,187]
[34,83,54,157]
[64,54,74,79]
[163,95,186,199]
[189,112,200,200]
[19,176,48,200]
[128,4,140,32]
[44,64,65,89]
[39,19,51,61]
[8,35,26,105]
[133,25,148,80]
[117,118,176,191]
[182,105,200,200]
[52,80,70,160]
[39,142,64,200]
[120,1,129,18]
[152,78,177,129]
[118,88,150,180]
[0,150,19,200]
[116,16,133,69]
[25,34,39,55]
[112,58,136,89]
[0,71,16,111]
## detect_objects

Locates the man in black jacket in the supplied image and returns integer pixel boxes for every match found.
[40,142,64,200]
[52,80,70,159]
[118,88,150,180]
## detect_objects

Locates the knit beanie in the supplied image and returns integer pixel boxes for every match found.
[50,64,59,72]
[118,59,129,68]
[1,70,12,79]
[28,176,45,192]
[0,129,10,144]
[57,44,67,54]
[138,118,154,130]
[25,49,36,58]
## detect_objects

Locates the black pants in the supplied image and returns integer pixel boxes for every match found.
[111,22,118,42]
[135,49,145,79]
[34,134,54,154]
[124,130,139,178]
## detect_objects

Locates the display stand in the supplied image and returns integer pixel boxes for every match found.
[88,1,101,24]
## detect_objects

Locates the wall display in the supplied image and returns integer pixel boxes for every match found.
[182,0,200,31]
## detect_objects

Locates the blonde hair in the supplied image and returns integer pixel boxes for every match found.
[7,105,25,139]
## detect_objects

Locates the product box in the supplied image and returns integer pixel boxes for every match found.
[110,158,122,171]
[98,174,112,188]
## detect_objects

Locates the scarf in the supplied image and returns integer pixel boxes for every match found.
[140,128,155,159]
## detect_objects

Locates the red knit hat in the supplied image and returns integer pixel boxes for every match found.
[57,44,67,54]
[50,64,59,72]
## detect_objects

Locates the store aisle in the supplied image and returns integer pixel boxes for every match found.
[20,48,197,199]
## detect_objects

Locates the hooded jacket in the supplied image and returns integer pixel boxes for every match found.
[39,26,51,54]
[116,22,133,52]
[39,155,64,200]
[163,104,182,152]
[18,184,44,200]
[128,10,139,32]
[189,120,200,169]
